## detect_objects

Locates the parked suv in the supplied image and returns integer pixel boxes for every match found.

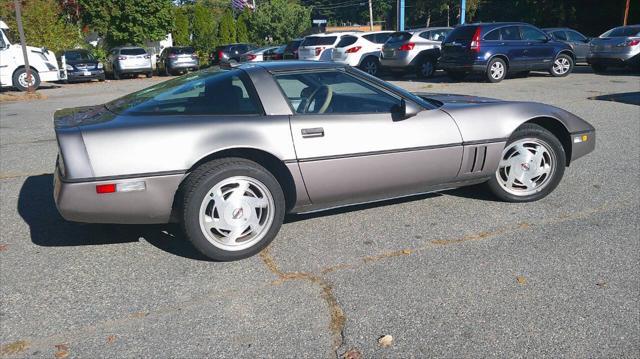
[587,25,640,72]
[60,49,105,82]
[297,33,354,61]
[544,28,591,63]
[283,38,303,59]
[210,43,258,65]
[380,27,452,78]
[331,31,393,76]
[439,23,575,82]
[105,47,153,80]
[157,46,199,75]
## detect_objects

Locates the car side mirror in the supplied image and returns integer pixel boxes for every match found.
[393,99,421,121]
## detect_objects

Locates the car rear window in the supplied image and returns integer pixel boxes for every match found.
[336,35,358,48]
[120,48,146,55]
[170,47,195,54]
[601,26,640,37]
[386,32,412,42]
[301,36,338,46]
[444,26,477,42]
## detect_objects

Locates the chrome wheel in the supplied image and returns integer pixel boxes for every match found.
[496,139,555,196]
[18,72,36,88]
[490,61,505,80]
[199,176,275,251]
[553,57,571,75]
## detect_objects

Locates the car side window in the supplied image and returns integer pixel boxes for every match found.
[520,26,548,41]
[274,71,400,115]
[500,26,521,40]
[566,30,586,41]
[376,33,391,44]
[430,29,449,41]
[418,31,431,40]
[551,31,567,41]
[484,29,500,40]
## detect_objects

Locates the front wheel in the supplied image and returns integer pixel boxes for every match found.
[181,158,286,261]
[12,68,41,91]
[550,54,573,77]
[146,71,153,78]
[487,124,566,202]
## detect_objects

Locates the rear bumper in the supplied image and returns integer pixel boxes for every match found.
[67,70,105,81]
[168,61,199,69]
[438,60,487,73]
[54,167,184,224]
[587,52,639,66]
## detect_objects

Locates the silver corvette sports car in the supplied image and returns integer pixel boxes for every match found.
[53,61,595,261]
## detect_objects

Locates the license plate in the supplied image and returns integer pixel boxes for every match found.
[383,50,395,58]
[83,71,91,76]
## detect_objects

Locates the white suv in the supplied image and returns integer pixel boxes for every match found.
[297,32,354,61]
[331,31,393,76]
[380,27,452,78]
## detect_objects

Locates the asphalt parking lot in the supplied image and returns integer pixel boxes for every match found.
[1,67,639,358]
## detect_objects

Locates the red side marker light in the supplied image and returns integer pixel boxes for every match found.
[96,184,116,194]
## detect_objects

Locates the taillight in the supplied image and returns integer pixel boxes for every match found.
[144,55,150,59]
[398,42,415,51]
[217,50,224,59]
[314,47,324,56]
[247,54,257,61]
[345,46,362,53]
[96,184,116,194]
[470,27,481,52]
[617,39,640,47]
[168,54,177,59]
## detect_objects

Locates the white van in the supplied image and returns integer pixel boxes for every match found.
[0,20,64,91]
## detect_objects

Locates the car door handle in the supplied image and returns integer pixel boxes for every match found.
[301,127,324,138]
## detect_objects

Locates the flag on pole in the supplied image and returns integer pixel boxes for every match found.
[232,0,254,11]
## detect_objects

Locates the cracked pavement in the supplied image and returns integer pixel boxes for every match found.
[1,68,639,357]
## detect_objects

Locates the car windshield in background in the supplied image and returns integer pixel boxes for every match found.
[301,36,337,46]
[387,32,412,42]
[65,51,95,61]
[121,48,147,55]
[171,47,195,54]
[600,26,640,37]
[444,26,477,42]
[336,36,358,48]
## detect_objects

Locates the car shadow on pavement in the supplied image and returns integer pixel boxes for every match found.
[18,174,212,261]
[588,91,640,106]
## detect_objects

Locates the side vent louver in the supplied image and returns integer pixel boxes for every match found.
[463,146,488,173]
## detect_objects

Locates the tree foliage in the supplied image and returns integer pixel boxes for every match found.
[0,0,83,54]
[250,0,311,44]
[77,0,174,47]
[192,3,217,52]
[173,6,191,46]
[236,9,251,43]
[218,9,236,44]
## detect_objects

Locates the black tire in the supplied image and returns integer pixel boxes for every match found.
[416,57,436,79]
[98,75,105,82]
[486,57,507,83]
[164,63,171,76]
[12,68,41,91]
[146,71,153,78]
[550,53,574,77]
[113,69,121,80]
[487,124,566,203]
[359,57,380,76]
[591,64,607,73]
[446,70,468,81]
[181,158,286,261]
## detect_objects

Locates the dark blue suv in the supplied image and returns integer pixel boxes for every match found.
[439,22,575,82]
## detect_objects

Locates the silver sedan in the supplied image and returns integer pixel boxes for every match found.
[53,61,596,261]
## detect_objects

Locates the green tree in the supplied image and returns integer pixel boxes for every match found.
[77,0,173,47]
[0,0,82,54]
[236,9,251,43]
[192,3,217,52]
[250,0,311,44]
[218,9,236,44]
[173,6,191,46]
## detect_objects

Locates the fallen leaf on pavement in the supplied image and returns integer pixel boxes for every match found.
[106,335,117,344]
[342,348,362,359]
[0,340,29,355]
[516,276,527,285]
[0,244,8,252]
[54,343,69,358]
[378,335,393,348]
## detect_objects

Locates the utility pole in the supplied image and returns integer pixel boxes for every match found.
[368,0,374,31]
[460,0,466,24]
[13,0,34,93]
[624,0,630,25]
[397,0,405,31]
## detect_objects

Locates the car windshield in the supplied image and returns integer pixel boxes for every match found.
[301,36,337,46]
[105,69,232,114]
[170,47,195,54]
[65,51,95,61]
[121,48,146,55]
[1,28,15,44]
[600,26,640,37]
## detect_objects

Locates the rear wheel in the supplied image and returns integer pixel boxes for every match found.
[487,124,566,202]
[416,57,436,79]
[359,57,380,76]
[181,158,285,261]
[591,63,607,73]
[12,68,41,91]
[486,58,507,83]
[550,54,573,77]
[146,71,153,78]
[446,70,467,81]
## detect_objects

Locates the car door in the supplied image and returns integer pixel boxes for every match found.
[275,70,463,207]
[520,25,555,70]
[499,26,527,70]
[566,30,589,62]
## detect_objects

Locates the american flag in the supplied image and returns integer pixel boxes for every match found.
[232,0,255,11]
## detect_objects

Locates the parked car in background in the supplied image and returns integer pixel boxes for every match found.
[239,46,279,62]
[440,23,575,82]
[105,47,153,80]
[263,45,286,61]
[283,38,303,59]
[380,27,452,78]
[297,32,354,61]
[157,46,199,75]
[60,49,105,83]
[0,20,64,91]
[210,43,258,65]
[331,31,393,76]
[587,25,640,72]
[543,28,591,63]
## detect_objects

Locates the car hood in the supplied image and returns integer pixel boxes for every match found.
[415,92,504,106]
[54,105,116,129]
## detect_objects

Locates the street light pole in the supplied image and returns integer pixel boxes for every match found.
[368,0,374,31]
[624,0,630,25]
[460,0,466,24]
[397,0,405,31]
[13,0,34,93]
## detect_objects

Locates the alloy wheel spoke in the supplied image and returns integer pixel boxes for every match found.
[244,195,268,209]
